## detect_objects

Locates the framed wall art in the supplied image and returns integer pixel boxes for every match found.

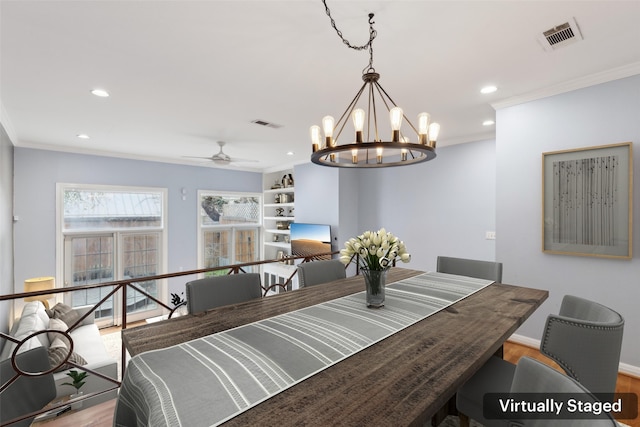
[542,142,633,259]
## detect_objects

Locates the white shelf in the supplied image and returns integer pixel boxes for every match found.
[263,217,295,221]
[264,187,295,193]
[264,241,291,249]
[265,228,291,234]
[264,203,294,208]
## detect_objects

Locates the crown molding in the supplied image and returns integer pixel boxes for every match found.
[438,131,496,147]
[14,141,266,173]
[492,61,640,110]
[0,100,19,145]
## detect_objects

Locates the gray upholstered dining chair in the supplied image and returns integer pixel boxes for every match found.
[436,255,503,282]
[185,273,262,314]
[297,259,346,287]
[0,346,57,427]
[456,294,624,427]
[505,356,619,427]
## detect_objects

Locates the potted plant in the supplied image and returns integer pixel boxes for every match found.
[62,370,88,410]
[169,292,188,318]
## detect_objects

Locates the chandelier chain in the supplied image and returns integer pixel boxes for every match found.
[322,0,377,72]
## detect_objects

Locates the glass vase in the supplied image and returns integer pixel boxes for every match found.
[362,268,387,308]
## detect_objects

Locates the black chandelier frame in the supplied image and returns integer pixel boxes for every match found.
[310,5,439,168]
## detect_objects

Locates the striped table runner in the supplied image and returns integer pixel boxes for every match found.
[115,272,493,427]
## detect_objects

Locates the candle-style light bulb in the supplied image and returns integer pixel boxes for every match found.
[418,112,430,144]
[322,116,334,139]
[400,136,409,161]
[390,107,403,130]
[390,107,403,142]
[376,146,383,164]
[428,122,441,148]
[321,116,336,161]
[352,108,365,143]
[351,148,358,164]
[310,125,321,152]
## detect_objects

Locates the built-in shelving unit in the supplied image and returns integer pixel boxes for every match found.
[263,190,294,251]
[262,169,298,292]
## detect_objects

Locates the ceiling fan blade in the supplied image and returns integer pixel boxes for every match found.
[212,158,231,165]
[228,157,259,163]
[183,141,258,164]
[182,156,215,160]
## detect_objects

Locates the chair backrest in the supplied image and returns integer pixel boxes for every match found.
[509,357,618,427]
[0,347,56,427]
[436,256,503,282]
[541,295,624,395]
[297,260,346,287]
[186,273,262,314]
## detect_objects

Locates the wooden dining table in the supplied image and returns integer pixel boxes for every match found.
[120,268,548,426]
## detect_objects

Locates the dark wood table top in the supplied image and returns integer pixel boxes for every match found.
[122,268,424,356]
[122,268,548,426]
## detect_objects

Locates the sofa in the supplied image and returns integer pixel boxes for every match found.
[0,301,118,408]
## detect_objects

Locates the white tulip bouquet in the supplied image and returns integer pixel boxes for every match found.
[339,228,411,271]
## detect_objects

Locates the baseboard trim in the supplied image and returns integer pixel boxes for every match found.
[508,333,640,379]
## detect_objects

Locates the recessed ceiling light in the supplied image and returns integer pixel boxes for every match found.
[483,120,495,126]
[77,134,90,139]
[480,85,497,94]
[91,89,110,97]
[286,151,294,156]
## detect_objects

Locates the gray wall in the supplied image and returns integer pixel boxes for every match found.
[292,164,362,255]
[356,139,498,273]
[0,125,14,334]
[496,74,640,369]
[293,163,340,252]
[13,148,262,297]
[294,141,497,279]
[293,164,362,275]
[337,168,361,276]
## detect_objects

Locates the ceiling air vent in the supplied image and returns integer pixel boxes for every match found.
[537,17,583,52]
[251,119,283,129]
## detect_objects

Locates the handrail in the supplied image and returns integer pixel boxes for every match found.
[0,251,341,303]
[0,252,340,426]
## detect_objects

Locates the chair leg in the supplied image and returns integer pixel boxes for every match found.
[459,413,470,427]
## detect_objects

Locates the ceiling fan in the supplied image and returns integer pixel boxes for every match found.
[183,141,257,165]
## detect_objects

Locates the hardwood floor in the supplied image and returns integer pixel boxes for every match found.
[31,399,116,427]
[31,341,639,426]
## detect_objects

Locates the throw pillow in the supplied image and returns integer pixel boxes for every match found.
[49,336,68,349]
[46,302,80,327]
[48,318,71,348]
[47,344,88,373]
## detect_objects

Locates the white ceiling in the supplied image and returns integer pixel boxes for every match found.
[2,1,640,172]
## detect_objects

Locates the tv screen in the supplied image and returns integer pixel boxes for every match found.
[290,223,332,260]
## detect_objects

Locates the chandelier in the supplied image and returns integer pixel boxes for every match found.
[310,2,440,168]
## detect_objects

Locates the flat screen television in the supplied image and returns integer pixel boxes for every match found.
[290,222,332,260]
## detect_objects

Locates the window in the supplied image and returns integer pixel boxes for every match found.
[198,191,261,275]
[63,188,162,230]
[58,184,167,325]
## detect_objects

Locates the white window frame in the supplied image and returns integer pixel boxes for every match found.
[56,183,169,325]
[197,190,262,273]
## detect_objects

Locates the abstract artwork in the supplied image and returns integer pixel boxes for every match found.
[542,142,632,258]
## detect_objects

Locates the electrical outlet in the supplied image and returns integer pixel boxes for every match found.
[485,231,496,240]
